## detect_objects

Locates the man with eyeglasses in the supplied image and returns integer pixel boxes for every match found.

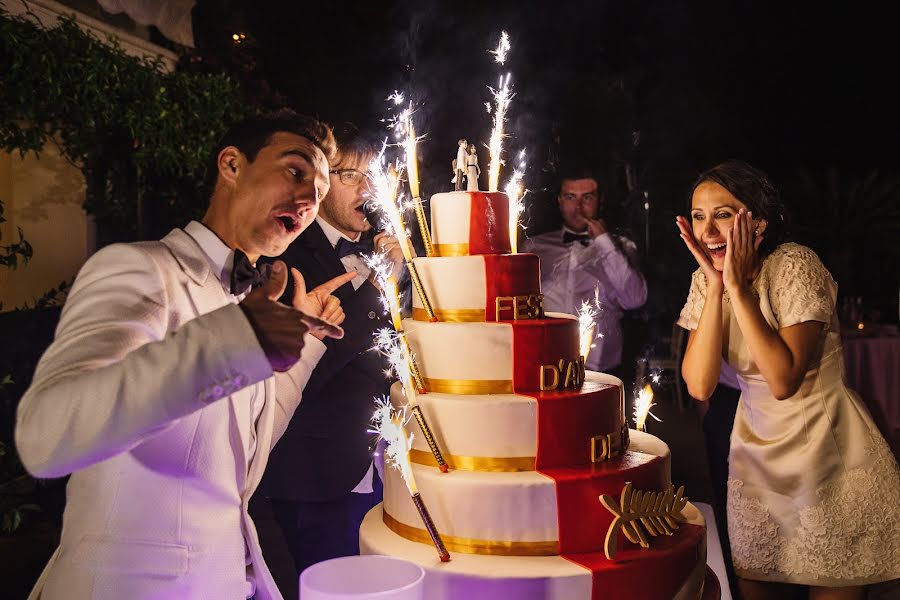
[254,123,407,592]
[521,166,646,384]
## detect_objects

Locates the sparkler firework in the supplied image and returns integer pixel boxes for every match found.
[371,398,451,561]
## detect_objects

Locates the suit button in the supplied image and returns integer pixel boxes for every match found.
[368,311,377,319]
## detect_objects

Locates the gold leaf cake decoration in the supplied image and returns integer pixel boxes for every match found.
[599,482,689,560]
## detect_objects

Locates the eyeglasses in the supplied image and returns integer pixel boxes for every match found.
[329,168,369,187]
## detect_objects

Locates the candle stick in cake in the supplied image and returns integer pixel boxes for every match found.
[634,384,660,432]
[403,111,435,257]
[578,299,598,363]
[374,328,449,473]
[372,399,451,561]
[504,148,527,253]
[365,253,426,393]
[370,149,437,320]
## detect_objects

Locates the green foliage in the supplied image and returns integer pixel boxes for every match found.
[0,8,254,239]
[0,200,33,270]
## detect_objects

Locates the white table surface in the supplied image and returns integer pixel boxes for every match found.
[694,501,733,600]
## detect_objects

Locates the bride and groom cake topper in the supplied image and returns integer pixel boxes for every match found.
[451,138,480,191]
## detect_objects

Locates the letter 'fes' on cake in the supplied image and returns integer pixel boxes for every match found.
[359,189,719,600]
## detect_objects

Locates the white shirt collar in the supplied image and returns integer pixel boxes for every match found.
[316,215,361,249]
[184,220,237,293]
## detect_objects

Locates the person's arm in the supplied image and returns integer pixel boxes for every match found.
[582,234,647,309]
[724,215,831,399]
[679,271,723,401]
[15,244,273,478]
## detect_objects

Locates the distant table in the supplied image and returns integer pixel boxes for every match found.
[842,332,900,458]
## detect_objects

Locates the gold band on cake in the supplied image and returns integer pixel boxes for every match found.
[383,511,559,556]
[434,243,470,257]
[412,307,486,322]
[409,448,535,472]
[423,377,513,395]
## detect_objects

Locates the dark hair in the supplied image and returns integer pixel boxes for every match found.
[205,109,336,192]
[690,160,789,257]
[330,121,378,168]
[557,164,600,192]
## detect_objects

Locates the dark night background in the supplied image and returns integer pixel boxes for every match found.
[192,0,900,323]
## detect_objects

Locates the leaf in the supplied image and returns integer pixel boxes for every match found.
[599,482,690,559]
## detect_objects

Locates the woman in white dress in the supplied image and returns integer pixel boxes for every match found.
[675,160,900,600]
[465,143,480,192]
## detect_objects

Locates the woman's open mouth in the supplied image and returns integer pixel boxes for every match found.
[706,241,726,259]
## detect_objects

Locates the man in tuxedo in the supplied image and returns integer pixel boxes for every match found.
[257,123,405,579]
[15,111,355,600]
[522,166,646,382]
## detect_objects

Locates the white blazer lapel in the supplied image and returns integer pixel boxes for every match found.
[161,229,252,476]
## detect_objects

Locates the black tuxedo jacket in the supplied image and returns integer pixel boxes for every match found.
[258,222,391,502]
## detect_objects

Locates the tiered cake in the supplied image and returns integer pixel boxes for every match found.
[360,190,713,600]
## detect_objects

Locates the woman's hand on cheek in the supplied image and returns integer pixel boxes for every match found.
[723,209,763,294]
[676,215,723,291]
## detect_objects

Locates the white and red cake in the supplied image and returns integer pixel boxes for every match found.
[360,190,718,600]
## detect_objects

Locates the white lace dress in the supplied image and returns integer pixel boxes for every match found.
[678,243,900,586]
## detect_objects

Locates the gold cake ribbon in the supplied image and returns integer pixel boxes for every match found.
[423,377,513,395]
[433,243,470,257]
[409,448,535,472]
[383,511,559,556]
[412,307,486,322]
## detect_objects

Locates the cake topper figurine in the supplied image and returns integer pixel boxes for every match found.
[465,143,480,191]
[451,138,468,191]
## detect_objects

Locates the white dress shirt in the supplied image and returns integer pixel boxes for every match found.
[522,227,647,371]
[315,216,380,494]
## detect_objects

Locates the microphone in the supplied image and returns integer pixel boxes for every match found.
[363,200,381,231]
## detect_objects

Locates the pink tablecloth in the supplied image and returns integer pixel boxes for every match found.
[842,334,900,458]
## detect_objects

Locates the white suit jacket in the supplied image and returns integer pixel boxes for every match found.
[15,228,324,600]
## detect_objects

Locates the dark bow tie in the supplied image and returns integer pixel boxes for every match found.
[335,237,373,259]
[230,249,271,295]
[563,231,591,246]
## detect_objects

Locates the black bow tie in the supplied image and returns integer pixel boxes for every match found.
[230,249,271,295]
[335,237,373,259]
[563,231,591,246]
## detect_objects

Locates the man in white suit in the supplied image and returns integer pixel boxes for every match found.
[15,111,356,600]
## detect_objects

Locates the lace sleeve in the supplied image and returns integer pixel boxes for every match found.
[676,268,707,330]
[765,244,836,328]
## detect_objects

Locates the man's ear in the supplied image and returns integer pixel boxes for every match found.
[217,146,242,185]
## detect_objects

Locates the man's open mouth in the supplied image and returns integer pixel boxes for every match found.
[277,215,299,232]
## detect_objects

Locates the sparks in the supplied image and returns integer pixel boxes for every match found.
[387,90,405,105]
[578,300,598,362]
[504,148,527,253]
[490,30,511,65]
[634,384,661,432]
[364,252,403,329]
[487,72,513,192]
[369,144,414,262]
[371,397,418,494]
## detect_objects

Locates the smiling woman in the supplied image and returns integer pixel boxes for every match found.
[675,160,900,600]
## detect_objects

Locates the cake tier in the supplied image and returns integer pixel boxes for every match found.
[396,371,625,472]
[430,191,511,256]
[412,253,542,322]
[382,430,671,556]
[360,501,709,600]
[405,313,581,394]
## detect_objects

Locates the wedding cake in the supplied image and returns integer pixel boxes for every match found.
[359,190,716,600]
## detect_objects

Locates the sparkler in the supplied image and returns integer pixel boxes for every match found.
[487,32,514,192]
[373,324,448,473]
[634,384,661,432]
[372,398,451,561]
[504,148,527,253]
[404,111,434,257]
[369,146,437,320]
[578,299,598,363]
